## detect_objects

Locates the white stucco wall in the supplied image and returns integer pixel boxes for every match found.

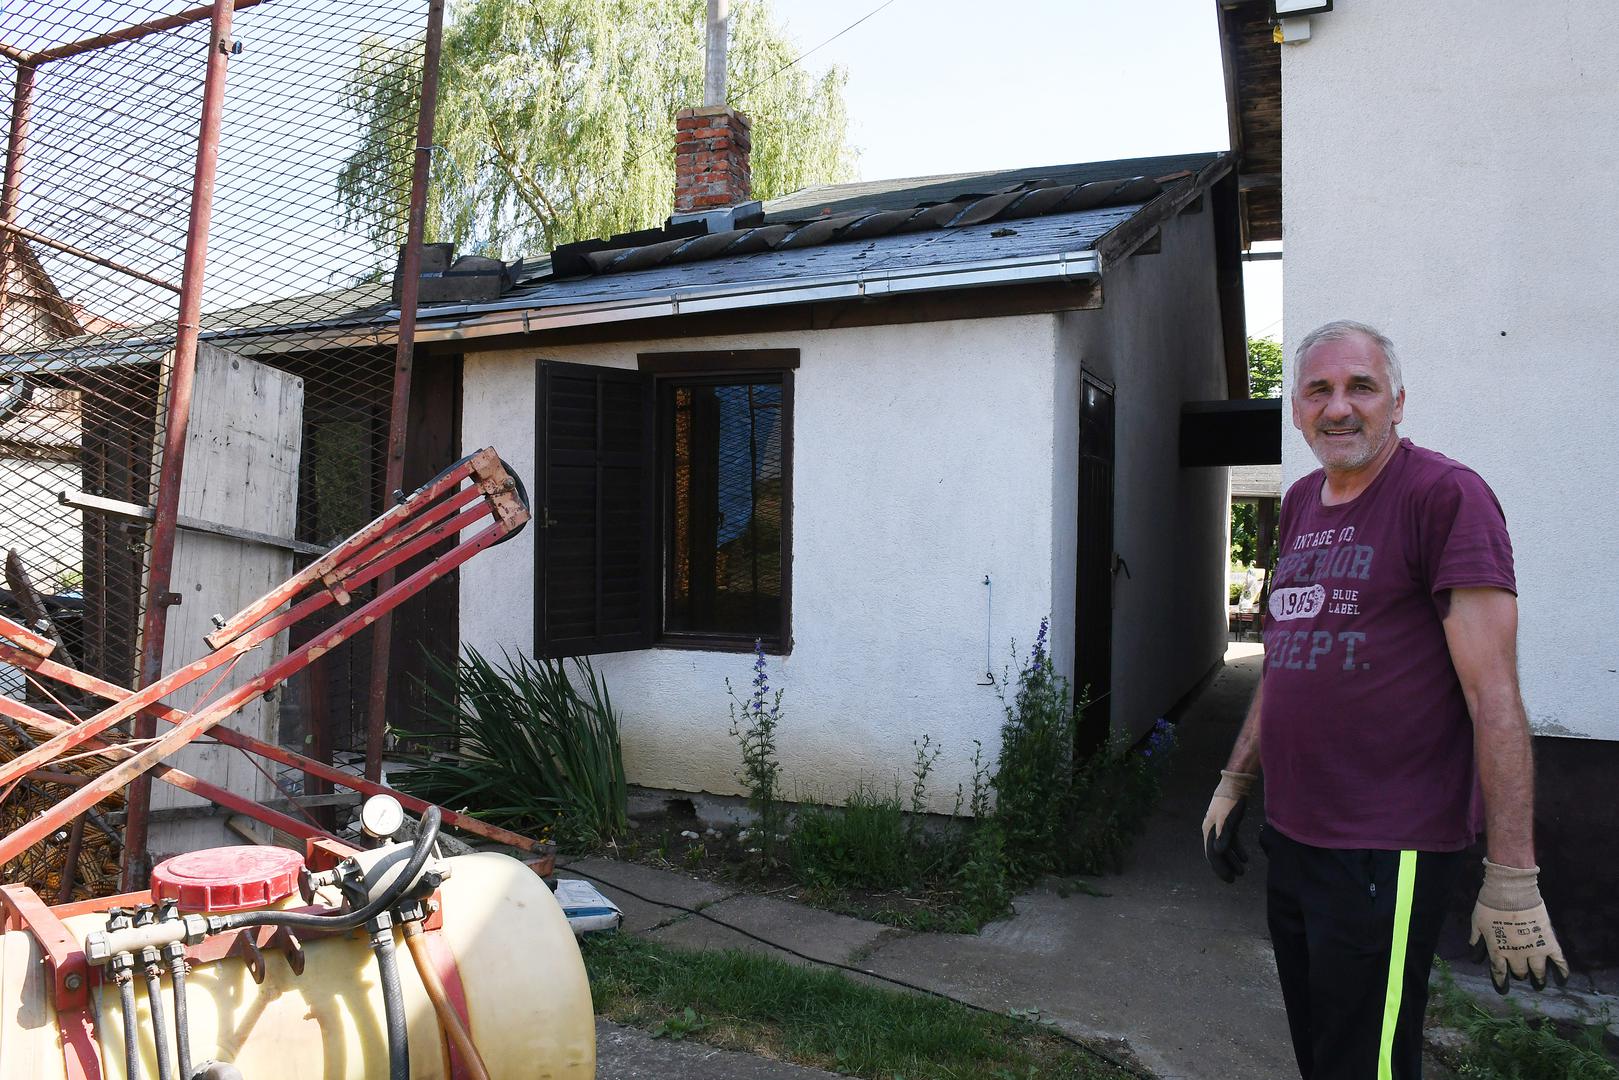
[1058,203,1231,743]
[1281,2,1619,738]
[460,317,1071,810]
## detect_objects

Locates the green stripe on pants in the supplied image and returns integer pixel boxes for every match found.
[1379,850,1419,1080]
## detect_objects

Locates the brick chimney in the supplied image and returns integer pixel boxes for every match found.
[674,105,752,213]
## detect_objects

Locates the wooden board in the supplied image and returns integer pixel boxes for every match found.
[148,342,304,856]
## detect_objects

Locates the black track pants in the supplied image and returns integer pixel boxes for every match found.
[1261,826,1464,1080]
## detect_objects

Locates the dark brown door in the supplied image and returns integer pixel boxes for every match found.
[1074,374,1114,757]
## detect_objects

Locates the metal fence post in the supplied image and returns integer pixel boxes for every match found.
[120,0,239,890]
[0,62,35,324]
[364,0,445,783]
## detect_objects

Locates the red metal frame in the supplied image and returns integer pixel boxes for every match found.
[366,0,449,784]
[0,450,534,872]
[124,0,243,888]
[0,688,334,845]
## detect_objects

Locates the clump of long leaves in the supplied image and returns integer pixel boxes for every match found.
[393,648,628,846]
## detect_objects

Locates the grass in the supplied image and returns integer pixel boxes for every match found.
[1427,961,1618,1080]
[583,932,1140,1080]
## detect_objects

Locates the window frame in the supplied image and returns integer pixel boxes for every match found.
[642,350,795,654]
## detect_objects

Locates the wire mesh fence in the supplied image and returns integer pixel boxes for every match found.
[0,0,434,894]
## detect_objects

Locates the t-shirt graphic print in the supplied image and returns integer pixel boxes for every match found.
[1259,439,1515,852]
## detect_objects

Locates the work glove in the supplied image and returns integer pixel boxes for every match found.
[1469,858,1570,994]
[1202,770,1255,883]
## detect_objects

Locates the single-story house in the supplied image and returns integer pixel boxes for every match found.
[1219,0,1619,962]
[403,123,1253,809]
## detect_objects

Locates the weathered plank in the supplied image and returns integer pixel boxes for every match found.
[148,342,304,856]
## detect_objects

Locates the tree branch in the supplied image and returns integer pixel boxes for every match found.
[486,122,559,240]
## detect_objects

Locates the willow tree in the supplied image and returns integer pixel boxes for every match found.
[339,0,856,263]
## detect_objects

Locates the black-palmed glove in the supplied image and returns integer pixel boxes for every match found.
[1201,770,1255,883]
[1469,859,1570,994]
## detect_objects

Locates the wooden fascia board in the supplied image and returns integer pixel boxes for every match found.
[1093,153,1236,274]
[1218,2,1246,163]
[413,278,1103,355]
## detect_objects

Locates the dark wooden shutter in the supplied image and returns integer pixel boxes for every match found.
[535,362,654,656]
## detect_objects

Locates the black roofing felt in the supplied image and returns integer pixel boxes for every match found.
[537,153,1224,285]
[760,152,1225,222]
[467,201,1144,313]
[460,152,1230,313]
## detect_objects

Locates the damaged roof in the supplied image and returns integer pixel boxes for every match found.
[409,150,1231,332]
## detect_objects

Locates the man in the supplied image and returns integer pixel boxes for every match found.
[1202,320,1568,1080]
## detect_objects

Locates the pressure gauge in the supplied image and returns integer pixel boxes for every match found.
[360,793,405,840]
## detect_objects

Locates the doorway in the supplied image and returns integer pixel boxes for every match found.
[1074,374,1114,757]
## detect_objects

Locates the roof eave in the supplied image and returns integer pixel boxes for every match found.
[403,248,1103,344]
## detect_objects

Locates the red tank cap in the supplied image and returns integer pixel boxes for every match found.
[150,846,306,913]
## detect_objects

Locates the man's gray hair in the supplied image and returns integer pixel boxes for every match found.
[1293,320,1404,395]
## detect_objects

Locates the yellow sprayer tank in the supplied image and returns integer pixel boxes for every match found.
[0,849,594,1079]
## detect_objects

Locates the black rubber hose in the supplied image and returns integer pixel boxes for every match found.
[372,926,411,1080]
[211,806,441,934]
[169,955,193,1080]
[144,963,174,1080]
[117,972,142,1080]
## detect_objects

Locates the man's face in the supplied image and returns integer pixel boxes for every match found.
[1291,334,1406,475]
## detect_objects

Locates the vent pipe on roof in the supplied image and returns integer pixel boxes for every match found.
[673,0,753,220]
[704,0,728,107]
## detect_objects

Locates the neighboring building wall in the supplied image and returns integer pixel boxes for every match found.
[460,316,1068,811]
[1281,1,1619,964]
[1058,202,1231,743]
[1281,1,1619,743]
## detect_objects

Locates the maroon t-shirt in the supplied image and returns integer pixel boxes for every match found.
[1260,439,1515,851]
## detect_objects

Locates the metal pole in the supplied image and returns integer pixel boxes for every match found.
[28,0,265,66]
[0,218,181,292]
[704,0,729,107]
[0,63,36,330]
[122,0,237,890]
[364,0,445,784]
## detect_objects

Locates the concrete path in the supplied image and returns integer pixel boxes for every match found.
[577,643,1617,1080]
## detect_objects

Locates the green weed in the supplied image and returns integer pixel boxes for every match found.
[1428,960,1617,1080]
[789,784,914,891]
[728,640,785,861]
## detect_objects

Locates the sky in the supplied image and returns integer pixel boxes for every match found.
[767,0,1283,342]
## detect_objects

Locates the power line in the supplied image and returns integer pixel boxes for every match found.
[729,0,903,107]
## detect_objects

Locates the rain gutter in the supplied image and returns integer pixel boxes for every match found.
[394,248,1101,343]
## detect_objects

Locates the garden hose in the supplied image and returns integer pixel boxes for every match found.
[402,918,493,1080]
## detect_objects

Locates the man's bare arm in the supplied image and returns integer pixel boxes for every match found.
[1442,586,1535,867]
[1224,679,1263,775]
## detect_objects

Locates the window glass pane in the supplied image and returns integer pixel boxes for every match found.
[666,379,783,638]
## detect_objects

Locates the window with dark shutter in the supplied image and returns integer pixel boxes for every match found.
[658,373,791,650]
[535,362,654,656]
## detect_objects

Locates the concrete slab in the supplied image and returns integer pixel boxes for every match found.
[596,1019,841,1079]
[559,856,737,934]
[648,891,895,968]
